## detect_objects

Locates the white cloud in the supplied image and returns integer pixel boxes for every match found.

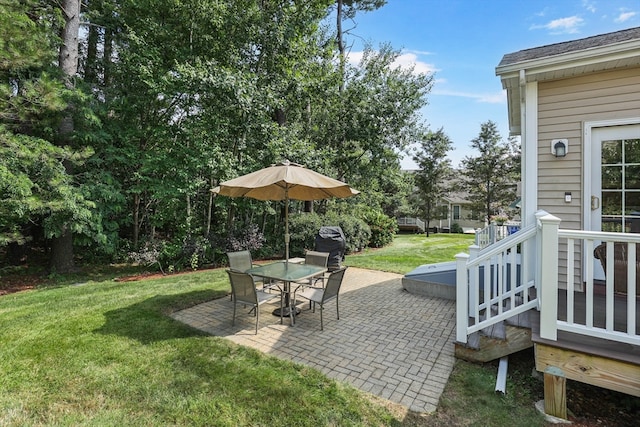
[346,50,438,75]
[530,16,584,34]
[393,52,438,74]
[346,51,364,66]
[615,11,637,23]
[431,89,506,104]
[582,0,596,13]
[535,9,547,17]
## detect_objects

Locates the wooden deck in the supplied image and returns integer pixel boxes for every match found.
[456,288,640,375]
[532,289,640,397]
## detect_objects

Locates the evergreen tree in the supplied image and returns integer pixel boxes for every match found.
[1,1,98,268]
[412,128,453,236]
[460,121,520,223]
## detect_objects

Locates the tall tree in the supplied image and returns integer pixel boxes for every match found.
[316,45,433,191]
[50,0,81,273]
[335,0,386,92]
[1,1,99,268]
[460,121,520,223]
[412,128,453,236]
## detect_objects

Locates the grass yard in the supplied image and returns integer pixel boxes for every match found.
[345,233,475,274]
[0,269,398,426]
[1,232,636,426]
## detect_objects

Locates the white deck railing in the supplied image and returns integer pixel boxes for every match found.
[397,217,425,232]
[475,222,521,249]
[456,222,537,343]
[541,224,640,346]
[457,212,640,347]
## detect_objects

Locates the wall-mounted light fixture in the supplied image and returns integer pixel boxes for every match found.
[551,139,568,158]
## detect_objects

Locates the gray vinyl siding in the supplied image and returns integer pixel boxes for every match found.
[537,67,640,230]
[537,66,640,286]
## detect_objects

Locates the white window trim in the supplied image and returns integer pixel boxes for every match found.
[583,117,640,232]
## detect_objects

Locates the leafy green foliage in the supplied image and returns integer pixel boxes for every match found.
[288,212,371,256]
[450,223,463,234]
[1,1,434,272]
[460,121,520,223]
[363,211,397,248]
[0,127,100,246]
[412,128,454,236]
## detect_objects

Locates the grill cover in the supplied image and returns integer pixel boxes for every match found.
[314,226,346,270]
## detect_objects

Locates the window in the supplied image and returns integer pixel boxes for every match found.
[453,205,461,220]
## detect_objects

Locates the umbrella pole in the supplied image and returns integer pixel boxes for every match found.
[285,194,290,264]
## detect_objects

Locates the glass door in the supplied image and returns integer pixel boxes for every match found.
[590,125,640,280]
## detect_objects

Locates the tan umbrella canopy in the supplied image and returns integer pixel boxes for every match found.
[212,160,359,261]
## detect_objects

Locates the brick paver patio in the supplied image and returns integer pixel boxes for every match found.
[171,267,456,413]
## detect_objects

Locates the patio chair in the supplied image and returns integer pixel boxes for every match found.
[303,250,330,288]
[294,267,347,331]
[226,269,282,334]
[226,250,271,297]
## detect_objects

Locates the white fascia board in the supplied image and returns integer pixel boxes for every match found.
[495,39,640,80]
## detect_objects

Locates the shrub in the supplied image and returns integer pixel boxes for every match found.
[363,211,397,248]
[450,223,463,234]
[288,212,371,255]
[289,212,324,257]
[208,223,266,264]
[323,213,371,254]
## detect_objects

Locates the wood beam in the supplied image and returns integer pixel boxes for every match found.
[535,343,640,397]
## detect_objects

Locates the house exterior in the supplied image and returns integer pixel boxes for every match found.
[437,192,485,233]
[454,27,640,419]
[497,26,640,245]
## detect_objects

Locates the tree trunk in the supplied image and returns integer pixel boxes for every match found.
[50,0,80,273]
[207,176,215,236]
[103,27,113,87]
[336,0,345,93]
[84,23,98,83]
[50,229,75,273]
[133,193,140,248]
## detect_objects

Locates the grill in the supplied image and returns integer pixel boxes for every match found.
[314,226,346,271]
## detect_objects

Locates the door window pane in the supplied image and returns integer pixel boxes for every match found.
[602,191,622,232]
[602,165,622,189]
[625,165,640,189]
[602,140,622,164]
[625,139,640,162]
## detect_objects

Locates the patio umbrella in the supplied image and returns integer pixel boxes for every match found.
[212,160,359,262]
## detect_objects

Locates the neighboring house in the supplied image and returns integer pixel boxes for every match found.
[399,191,485,234]
[454,27,640,418]
[437,192,485,233]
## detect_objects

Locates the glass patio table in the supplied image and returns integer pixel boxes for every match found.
[247,261,327,325]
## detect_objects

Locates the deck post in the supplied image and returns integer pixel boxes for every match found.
[543,366,567,420]
[468,245,480,316]
[456,252,470,343]
[539,214,561,341]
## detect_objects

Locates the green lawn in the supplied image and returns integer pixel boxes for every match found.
[0,233,551,426]
[0,269,400,426]
[346,233,475,274]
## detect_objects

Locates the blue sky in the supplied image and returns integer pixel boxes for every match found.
[340,0,640,169]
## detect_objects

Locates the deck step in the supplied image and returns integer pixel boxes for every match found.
[456,323,533,363]
[480,320,506,340]
[456,309,535,362]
